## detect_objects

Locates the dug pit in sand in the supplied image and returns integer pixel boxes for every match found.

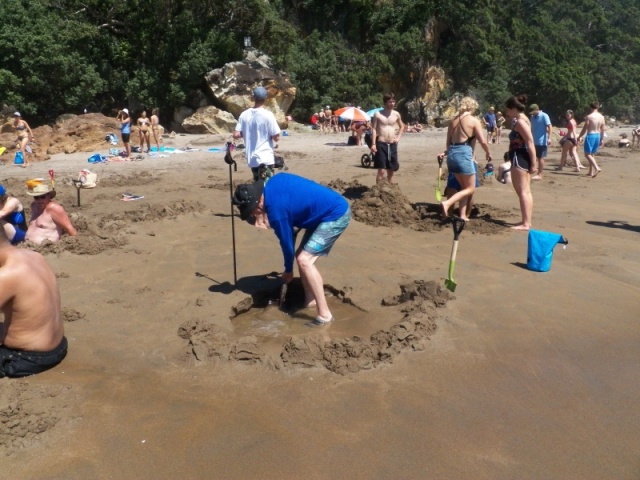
[178,280,451,375]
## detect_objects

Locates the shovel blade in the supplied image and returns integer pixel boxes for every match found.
[435,187,443,202]
[444,278,457,292]
[279,283,288,310]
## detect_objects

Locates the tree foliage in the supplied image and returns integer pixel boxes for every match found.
[1,0,638,124]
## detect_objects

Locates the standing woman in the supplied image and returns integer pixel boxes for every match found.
[150,108,161,152]
[116,108,132,159]
[505,94,537,231]
[13,112,33,168]
[439,96,492,221]
[137,110,151,153]
[495,111,506,144]
[557,110,585,172]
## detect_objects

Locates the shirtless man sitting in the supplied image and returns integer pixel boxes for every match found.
[25,183,77,244]
[577,101,605,178]
[371,93,405,184]
[0,226,68,377]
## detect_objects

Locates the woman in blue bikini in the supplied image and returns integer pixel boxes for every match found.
[505,94,537,231]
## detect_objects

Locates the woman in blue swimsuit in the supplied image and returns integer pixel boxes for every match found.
[0,184,28,244]
[505,94,537,231]
[116,108,132,159]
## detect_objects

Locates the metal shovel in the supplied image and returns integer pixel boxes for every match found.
[444,217,466,292]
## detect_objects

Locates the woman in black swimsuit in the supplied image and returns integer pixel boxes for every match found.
[505,94,537,231]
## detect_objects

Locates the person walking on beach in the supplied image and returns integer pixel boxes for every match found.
[439,96,491,221]
[505,94,537,231]
[483,107,497,143]
[557,110,585,172]
[371,93,405,184]
[12,112,33,168]
[233,87,281,181]
[529,104,552,180]
[116,108,132,159]
[232,173,350,326]
[0,224,68,378]
[495,111,506,144]
[577,102,605,178]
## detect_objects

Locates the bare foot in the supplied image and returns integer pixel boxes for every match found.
[439,202,449,219]
[531,175,542,180]
[591,169,601,178]
[555,166,563,171]
[511,224,531,231]
[303,300,317,309]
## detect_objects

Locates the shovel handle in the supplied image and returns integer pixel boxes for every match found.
[437,154,444,168]
[452,216,466,240]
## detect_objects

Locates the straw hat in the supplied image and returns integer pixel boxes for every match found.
[26,180,55,197]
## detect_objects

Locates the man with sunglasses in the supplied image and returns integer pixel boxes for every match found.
[25,183,76,245]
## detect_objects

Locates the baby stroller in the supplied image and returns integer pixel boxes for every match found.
[360,130,374,168]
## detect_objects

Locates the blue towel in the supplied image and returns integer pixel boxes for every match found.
[527,230,567,272]
[207,147,224,152]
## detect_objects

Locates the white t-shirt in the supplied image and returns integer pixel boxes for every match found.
[235,107,281,168]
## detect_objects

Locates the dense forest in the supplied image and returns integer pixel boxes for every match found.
[1,0,639,125]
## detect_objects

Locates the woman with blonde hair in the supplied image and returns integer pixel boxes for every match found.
[505,94,537,231]
[439,96,492,221]
[12,112,33,168]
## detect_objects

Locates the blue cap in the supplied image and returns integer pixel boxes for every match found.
[253,87,268,100]
[0,185,5,196]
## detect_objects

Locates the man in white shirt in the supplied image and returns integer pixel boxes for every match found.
[233,87,281,181]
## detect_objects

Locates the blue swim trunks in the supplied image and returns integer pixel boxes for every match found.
[584,133,600,154]
[301,207,351,256]
[447,144,475,175]
[11,228,26,245]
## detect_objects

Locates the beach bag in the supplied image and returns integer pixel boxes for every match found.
[105,133,118,145]
[274,154,287,170]
[14,151,24,165]
[527,230,568,272]
[78,169,98,189]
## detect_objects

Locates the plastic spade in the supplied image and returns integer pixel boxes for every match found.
[444,217,466,292]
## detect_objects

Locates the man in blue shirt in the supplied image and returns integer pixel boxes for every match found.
[529,104,552,180]
[483,106,497,143]
[233,173,351,326]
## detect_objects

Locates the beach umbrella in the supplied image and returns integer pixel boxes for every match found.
[335,106,370,122]
[366,107,383,117]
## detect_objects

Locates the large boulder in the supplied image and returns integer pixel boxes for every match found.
[205,48,296,128]
[182,106,237,135]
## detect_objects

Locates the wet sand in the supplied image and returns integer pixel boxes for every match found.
[1,126,639,479]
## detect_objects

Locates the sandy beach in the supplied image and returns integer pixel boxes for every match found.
[1,125,639,479]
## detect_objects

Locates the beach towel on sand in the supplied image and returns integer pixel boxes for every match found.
[527,230,568,272]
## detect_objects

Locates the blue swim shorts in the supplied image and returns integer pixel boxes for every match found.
[447,144,475,175]
[584,133,600,154]
[301,207,351,257]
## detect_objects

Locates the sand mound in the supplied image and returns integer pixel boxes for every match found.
[0,381,73,451]
[178,279,447,375]
[328,179,513,235]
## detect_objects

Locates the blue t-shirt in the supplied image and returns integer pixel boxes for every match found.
[484,113,496,128]
[121,119,131,135]
[530,111,551,146]
[264,173,348,272]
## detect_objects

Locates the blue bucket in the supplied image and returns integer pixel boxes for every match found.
[14,151,24,165]
[527,230,568,272]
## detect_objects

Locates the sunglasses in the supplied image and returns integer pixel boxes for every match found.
[34,194,48,200]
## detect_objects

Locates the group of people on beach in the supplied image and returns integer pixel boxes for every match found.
[0,181,75,378]
[116,108,162,160]
[440,96,605,231]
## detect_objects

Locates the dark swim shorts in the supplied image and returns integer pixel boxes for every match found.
[510,148,532,171]
[122,133,131,143]
[0,337,68,378]
[374,142,399,171]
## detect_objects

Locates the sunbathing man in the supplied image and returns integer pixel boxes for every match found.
[25,182,77,244]
[0,225,68,377]
[232,173,350,326]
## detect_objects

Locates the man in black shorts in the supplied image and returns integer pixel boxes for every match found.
[371,93,404,184]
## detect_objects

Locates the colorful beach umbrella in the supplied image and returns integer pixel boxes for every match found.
[335,106,370,122]
[366,107,383,117]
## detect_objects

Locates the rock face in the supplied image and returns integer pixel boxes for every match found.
[182,106,237,135]
[204,48,296,128]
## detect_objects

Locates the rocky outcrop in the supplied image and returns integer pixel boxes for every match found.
[182,106,237,135]
[204,48,296,128]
